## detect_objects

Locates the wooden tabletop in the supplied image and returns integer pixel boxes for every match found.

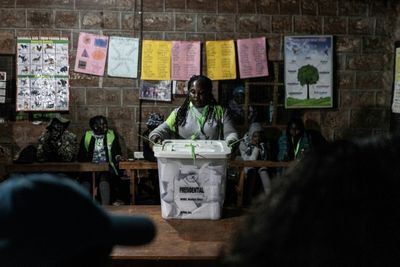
[119,160,157,170]
[5,162,109,172]
[119,159,293,170]
[229,159,293,168]
[107,205,245,260]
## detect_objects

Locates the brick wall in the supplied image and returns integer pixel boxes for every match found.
[0,0,397,158]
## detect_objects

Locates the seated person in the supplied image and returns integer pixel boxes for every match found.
[143,113,164,162]
[0,145,9,162]
[36,116,78,162]
[139,112,164,204]
[228,85,256,125]
[77,115,128,205]
[278,116,326,161]
[0,173,155,267]
[239,122,272,205]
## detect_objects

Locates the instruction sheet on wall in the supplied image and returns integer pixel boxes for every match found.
[16,37,69,111]
[392,47,400,113]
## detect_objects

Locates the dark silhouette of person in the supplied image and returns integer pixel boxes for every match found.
[222,135,400,267]
[0,173,155,267]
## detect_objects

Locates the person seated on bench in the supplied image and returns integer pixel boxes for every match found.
[137,113,164,204]
[36,116,78,162]
[77,115,128,205]
[278,116,326,162]
[0,173,155,267]
[239,122,272,205]
[142,112,164,162]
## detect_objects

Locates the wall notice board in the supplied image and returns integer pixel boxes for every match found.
[16,37,69,111]
[0,54,16,121]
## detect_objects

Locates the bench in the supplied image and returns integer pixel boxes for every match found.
[4,162,109,198]
[119,160,158,205]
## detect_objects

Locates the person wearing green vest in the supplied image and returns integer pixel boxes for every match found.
[77,115,127,205]
[149,75,238,145]
[278,117,327,162]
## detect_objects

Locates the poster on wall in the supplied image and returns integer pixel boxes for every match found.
[284,35,333,109]
[205,40,236,80]
[172,80,188,96]
[141,40,172,81]
[74,32,108,76]
[391,44,400,113]
[0,71,5,103]
[171,41,201,81]
[237,37,269,79]
[107,36,139,78]
[139,80,172,102]
[16,37,69,111]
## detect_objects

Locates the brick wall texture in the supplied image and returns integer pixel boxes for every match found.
[0,0,398,158]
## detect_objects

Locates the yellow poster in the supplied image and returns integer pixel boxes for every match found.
[141,40,172,80]
[206,40,236,80]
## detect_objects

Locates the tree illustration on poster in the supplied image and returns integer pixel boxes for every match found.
[297,64,319,100]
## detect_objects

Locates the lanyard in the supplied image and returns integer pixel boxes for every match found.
[292,137,301,157]
[190,103,209,140]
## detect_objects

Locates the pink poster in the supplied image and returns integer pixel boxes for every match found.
[237,37,269,79]
[171,41,201,81]
[74,32,109,76]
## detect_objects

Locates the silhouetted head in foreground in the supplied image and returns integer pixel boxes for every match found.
[0,174,156,267]
[223,135,400,267]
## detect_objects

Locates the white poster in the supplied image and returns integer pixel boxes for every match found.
[284,35,333,108]
[107,36,139,78]
[392,47,400,113]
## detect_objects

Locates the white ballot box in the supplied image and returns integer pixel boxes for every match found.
[153,140,231,220]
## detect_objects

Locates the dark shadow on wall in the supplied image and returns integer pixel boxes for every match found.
[340,106,390,140]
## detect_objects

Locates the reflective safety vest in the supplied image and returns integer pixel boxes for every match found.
[84,129,118,175]
[165,104,224,139]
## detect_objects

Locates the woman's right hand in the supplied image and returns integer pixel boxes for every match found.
[150,136,163,149]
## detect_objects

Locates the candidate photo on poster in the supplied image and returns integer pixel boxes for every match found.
[0,72,6,81]
[172,80,188,96]
[140,80,172,102]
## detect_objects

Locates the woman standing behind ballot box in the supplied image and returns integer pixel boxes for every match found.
[148,75,239,216]
[149,75,239,145]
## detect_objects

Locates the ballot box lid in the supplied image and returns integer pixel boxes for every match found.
[153,139,231,159]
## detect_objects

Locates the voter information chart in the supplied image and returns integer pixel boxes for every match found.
[16,37,69,111]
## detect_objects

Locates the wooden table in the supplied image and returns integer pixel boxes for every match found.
[119,161,158,205]
[119,160,294,206]
[5,162,109,198]
[107,205,245,267]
